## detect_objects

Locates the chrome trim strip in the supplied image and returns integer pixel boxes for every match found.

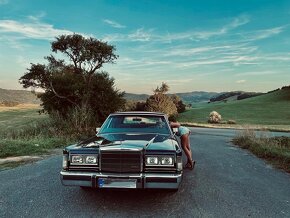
[60,171,182,179]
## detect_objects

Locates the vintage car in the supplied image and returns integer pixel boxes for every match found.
[60,111,183,190]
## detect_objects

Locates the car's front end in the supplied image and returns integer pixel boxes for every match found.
[60,112,183,190]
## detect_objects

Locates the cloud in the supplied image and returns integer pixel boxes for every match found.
[236,80,246,84]
[241,26,285,41]
[103,15,250,43]
[163,43,257,57]
[0,0,8,5]
[235,71,280,76]
[227,15,250,29]
[128,28,153,41]
[164,15,250,41]
[176,55,258,68]
[0,19,72,40]
[103,19,126,28]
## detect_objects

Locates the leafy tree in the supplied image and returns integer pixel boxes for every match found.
[144,82,177,116]
[19,34,125,126]
[171,94,186,113]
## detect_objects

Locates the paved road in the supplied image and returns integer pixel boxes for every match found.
[1,128,290,218]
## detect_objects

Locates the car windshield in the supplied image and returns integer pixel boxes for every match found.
[100,115,171,135]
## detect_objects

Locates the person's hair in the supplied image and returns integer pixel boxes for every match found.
[168,115,177,122]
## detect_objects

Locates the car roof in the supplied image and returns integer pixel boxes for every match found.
[111,111,166,116]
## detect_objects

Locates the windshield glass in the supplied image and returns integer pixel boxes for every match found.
[100,115,171,135]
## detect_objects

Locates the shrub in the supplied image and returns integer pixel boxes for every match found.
[208,111,222,123]
[227,120,237,124]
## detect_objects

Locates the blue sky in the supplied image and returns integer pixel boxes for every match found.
[0,0,290,94]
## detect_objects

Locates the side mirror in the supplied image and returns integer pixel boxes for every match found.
[96,127,101,134]
[172,127,178,134]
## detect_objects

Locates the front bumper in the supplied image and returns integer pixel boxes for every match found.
[60,170,182,189]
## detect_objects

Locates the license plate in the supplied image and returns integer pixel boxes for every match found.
[98,178,137,188]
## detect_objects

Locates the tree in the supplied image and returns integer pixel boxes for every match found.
[19,34,125,125]
[144,82,177,116]
[171,94,186,113]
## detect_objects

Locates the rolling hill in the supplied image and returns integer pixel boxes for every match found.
[178,88,290,125]
[0,88,40,105]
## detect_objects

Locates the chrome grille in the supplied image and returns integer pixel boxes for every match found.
[100,150,142,173]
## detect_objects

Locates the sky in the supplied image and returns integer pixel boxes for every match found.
[0,0,290,94]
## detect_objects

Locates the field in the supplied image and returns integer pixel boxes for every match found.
[0,105,71,159]
[178,89,290,126]
[0,104,46,129]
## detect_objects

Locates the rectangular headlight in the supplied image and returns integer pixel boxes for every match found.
[146,156,159,165]
[71,155,83,164]
[85,156,97,164]
[160,156,173,166]
[145,156,174,167]
[70,155,98,165]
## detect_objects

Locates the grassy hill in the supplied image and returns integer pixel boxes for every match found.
[174,91,218,104]
[178,88,290,125]
[0,88,40,104]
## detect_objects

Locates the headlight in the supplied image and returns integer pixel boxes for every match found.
[70,155,98,165]
[85,156,97,164]
[161,156,173,165]
[145,156,174,167]
[146,156,158,165]
[71,155,83,164]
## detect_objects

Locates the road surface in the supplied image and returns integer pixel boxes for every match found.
[0,128,290,217]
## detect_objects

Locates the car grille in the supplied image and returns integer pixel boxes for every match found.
[100,150,142,173]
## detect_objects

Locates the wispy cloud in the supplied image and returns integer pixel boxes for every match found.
[235,71,280,76]
[176,55,258,68]
[236,79,246,84]
[241,26,285,41]
[103,19,126,28]
[0,19,72,40]
[103,15,250,43]
[163,43,257,57]
[128,28,153,41]
[0,0,8,5]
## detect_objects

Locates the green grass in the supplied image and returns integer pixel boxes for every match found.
[0,107,47,130]
[0,107,73,158]
[0,137,69,158]
[178,89,290,125]
[233,130,290,173]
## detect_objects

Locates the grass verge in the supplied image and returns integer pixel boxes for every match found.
[0,108,78,159]
[232,129,290,173]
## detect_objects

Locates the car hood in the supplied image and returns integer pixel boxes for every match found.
[79,133,176,151]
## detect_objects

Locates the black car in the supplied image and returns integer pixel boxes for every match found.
[60,111,183,190]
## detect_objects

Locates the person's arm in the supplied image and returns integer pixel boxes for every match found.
[170,121,180,128]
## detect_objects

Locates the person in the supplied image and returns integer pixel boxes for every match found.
[170,120,195,170]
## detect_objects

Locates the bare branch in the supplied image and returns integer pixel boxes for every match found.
[49,81,79,108]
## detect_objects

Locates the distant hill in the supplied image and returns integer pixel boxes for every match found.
[175,91,219,103]
[209,91,263,102]
[0,88,40,105]
[124,91,219,104]
[178,88,290,125]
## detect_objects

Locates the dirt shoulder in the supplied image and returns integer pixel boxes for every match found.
[0,149,62,170]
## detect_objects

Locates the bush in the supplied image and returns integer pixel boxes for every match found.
[208,111,222,123]
[227,120,237,124]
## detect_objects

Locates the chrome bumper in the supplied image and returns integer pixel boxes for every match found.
[60,170,182,189]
